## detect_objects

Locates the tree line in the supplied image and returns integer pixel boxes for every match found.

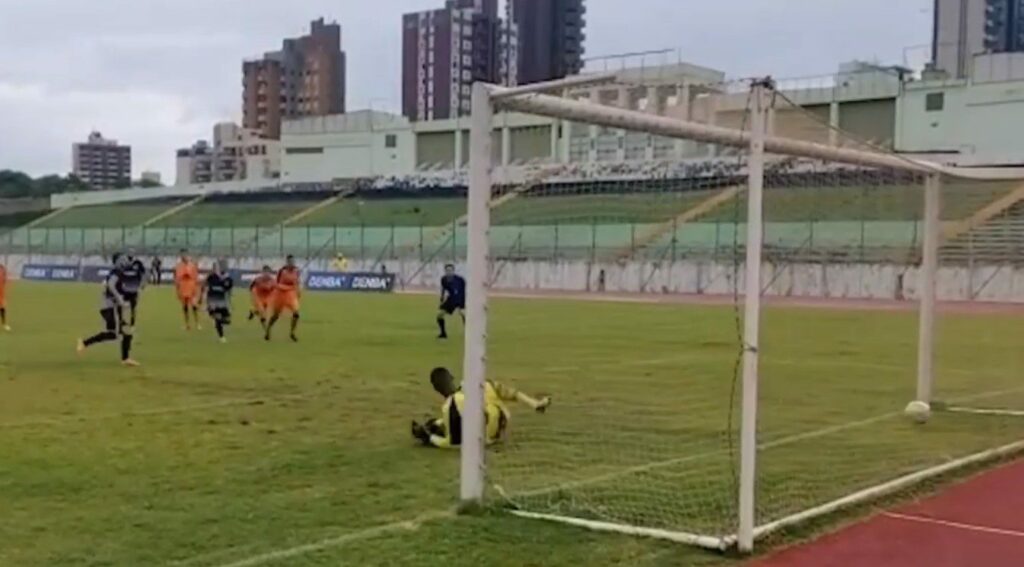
[0,170,161,199]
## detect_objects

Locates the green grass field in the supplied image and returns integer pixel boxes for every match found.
[1,282,1022,566]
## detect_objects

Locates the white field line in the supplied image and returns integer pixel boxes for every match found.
[946,406,1024,417]
[882,512,1024,539]
[10,353,996,430]
[542,352,1000,380]
[0,393,314,430]
[190,382,1024,567]
[502,384,1024,500]
[208,510,454,567]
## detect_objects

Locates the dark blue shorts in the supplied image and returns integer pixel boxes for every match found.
[440,298,465,315]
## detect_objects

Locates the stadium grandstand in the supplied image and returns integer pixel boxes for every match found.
[3,158,1023,270]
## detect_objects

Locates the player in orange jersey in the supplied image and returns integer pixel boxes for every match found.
[174,249,202,331]
[248,265,276,329]
[0,262,9,332]
[265,255,301,342]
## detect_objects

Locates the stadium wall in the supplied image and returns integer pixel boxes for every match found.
[6,254,1024,303]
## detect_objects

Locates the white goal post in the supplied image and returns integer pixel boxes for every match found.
[458,76,1016,553]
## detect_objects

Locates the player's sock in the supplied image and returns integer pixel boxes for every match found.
[215,320,224,338]
[182,306,191,329]
[83,331,117,347]
[248,309,255,321]
[436,315,447,338]
[120,334,133,361]
[0,308,6,325]
[265,315,278,340]
[289,314,299,341]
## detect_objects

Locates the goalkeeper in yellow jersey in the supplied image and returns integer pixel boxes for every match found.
[411,367,551,448]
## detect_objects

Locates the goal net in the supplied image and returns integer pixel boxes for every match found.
[457,75,1024,552]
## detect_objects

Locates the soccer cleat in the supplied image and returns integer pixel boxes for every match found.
[121,359,141,367]
[2,325,10,332]
[289,333,298,343]
[196,323,203,331]
[437,333,448,340]
[535,396,553,414]
[76,339,86,355]
[219,337,227,344]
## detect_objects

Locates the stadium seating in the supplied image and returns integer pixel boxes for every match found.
[3,162,1021,264]
[942,200,1024,264]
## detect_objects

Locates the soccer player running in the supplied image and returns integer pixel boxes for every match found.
[436,263,465,339]
[174,249,201,330]
[202,259,234,343]
[119,249,147,327]
[76,254,139,366]
[265,255,301,342]
[248,265,276,329]
[411,367,551,448]
[0,262,9,331]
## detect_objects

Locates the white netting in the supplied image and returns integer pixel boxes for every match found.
[466,76,1024,550]
[480,79,758,544]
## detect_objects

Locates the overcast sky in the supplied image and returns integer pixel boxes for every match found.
[0,0,933,182]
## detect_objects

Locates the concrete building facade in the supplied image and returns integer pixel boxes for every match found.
[401,0,508,122]
[281,111,416,183]
[72,131,131,190]
[509,0,586,85]
[243,18,347,139]
[176,123,280,185]
[933,0,1024,78]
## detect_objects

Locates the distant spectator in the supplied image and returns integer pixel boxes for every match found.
[150,257,163,285]
[330,253,349,272]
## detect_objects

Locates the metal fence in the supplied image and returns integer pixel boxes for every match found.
[0,219,936,265]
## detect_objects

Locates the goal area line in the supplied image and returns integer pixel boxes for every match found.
[506,439,1024,552]
[498,384,1024,551]
[943,406,1024,418]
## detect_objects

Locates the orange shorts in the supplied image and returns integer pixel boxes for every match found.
[251,292,273,312]
[177,288,198,306]
[272,291,300,313]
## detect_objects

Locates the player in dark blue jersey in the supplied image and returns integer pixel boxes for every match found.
[202,259,234,343]
[436,263,466,339]
[119,249,147,326]
[76,253,139,366]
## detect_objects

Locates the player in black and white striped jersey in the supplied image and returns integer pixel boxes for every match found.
[76,253,139,366]
[202,259,234,343]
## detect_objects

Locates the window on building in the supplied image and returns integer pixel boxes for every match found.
[385,134,397,148]
[925,92,945,112]
[285,147,324,155]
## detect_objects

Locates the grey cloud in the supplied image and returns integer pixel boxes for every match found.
[0,0,932,180]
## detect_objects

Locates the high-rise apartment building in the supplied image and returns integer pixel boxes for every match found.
[986,0,1024,52]
[243,18,346,139]
[402,0,509,121]
[509,0,586,85]
[933,0,1024,77]
[72,131,131,190]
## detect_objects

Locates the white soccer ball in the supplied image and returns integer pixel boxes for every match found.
[904,400,931,424]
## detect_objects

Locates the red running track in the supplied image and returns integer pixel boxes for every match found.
[751,459,1024,567]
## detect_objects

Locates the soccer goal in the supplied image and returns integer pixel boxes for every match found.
[457,75,1024,553]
